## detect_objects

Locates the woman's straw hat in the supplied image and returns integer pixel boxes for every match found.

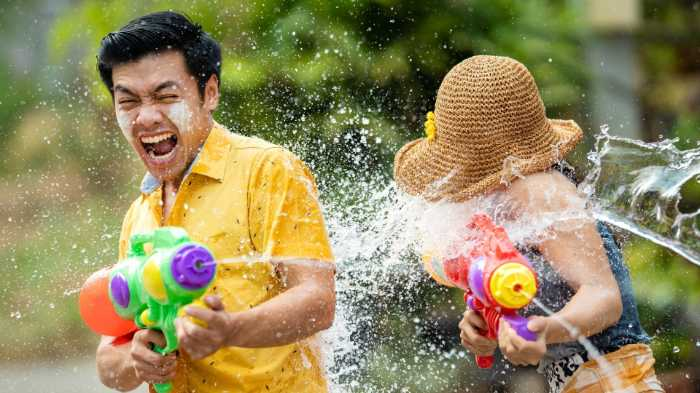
[394,55,583,202]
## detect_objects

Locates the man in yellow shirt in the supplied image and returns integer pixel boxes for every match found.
[94,11,335,393]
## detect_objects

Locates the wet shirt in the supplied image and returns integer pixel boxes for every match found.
[118,123,334,393]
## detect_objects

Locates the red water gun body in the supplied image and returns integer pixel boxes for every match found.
[442,214,538,368]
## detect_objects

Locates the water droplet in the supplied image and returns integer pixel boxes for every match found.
[672,346,680,353]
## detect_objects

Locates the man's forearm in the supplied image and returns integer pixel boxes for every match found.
[97,338,142,392]
[224,281,335,348]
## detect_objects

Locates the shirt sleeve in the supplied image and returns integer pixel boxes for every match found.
[248,148,334,262]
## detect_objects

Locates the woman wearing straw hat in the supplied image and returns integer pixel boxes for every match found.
[394,56,662,393]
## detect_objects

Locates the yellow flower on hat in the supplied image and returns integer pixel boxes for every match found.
[424,111,436,141]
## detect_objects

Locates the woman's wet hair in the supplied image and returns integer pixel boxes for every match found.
[97,11,221,98]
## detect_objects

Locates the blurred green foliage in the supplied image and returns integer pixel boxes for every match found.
[0,0,698,391]
[46,0,587,176]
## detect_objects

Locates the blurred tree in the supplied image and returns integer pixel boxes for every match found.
[640,0,700,148]
[48,0,588,183]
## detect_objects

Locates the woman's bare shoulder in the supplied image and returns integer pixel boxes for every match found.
[507,170,583,213]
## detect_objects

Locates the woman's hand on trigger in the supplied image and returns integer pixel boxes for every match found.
[458,309,497,356]
[175,295,235,360]
[498,316,548,366]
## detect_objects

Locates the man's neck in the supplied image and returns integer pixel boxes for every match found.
[161,117,215,192]
[163,176,183,194]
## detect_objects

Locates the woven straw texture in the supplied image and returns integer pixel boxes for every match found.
[394,55,583,202]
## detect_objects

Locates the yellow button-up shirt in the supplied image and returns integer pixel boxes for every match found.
[118,123,334,393]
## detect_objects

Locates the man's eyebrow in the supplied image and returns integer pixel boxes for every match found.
[113,85,136,96]
[154,81,180,93]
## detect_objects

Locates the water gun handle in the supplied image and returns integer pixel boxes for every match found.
[475,354,495,369]
[466,296,498,369]
[471,312,538,369]
[472,315,537,368]
[148,342,174,393]
[501,313,538,342]
[467,296,539,368]
[154,382,173,393]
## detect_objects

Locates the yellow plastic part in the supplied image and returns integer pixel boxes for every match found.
[143,259,167,301]
[177,299,209,328]
[489,262,537,309]
[140,309,156,327]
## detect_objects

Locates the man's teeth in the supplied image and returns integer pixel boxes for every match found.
[140,132,175,144]
[148,148,176,160]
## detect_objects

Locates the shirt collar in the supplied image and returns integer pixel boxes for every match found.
[139,122,232,195]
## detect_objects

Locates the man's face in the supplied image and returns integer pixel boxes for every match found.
[112,50,219,182]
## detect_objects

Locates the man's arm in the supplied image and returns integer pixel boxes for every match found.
[97,336,141,391]
[232,259,336,346]
[97,330,177,391]
[176,259,335,359]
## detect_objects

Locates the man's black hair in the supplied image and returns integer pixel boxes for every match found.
[97,11,221,98]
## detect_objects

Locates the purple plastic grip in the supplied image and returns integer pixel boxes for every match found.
[468,257,487,302]
[501,313,538,341]
[110,273,130,309]
[170,244,216,290]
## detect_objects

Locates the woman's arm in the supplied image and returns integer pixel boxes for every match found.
[536,220,623,343]
[514,172,623,344]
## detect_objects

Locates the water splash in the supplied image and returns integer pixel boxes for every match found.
[317,180,610,391]
[580,125,700,265]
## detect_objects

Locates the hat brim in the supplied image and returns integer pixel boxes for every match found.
[393,118,583,202]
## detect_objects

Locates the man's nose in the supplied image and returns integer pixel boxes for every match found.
[134,103,164,130]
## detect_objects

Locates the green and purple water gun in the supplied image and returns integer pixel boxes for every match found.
[79,227,217,393]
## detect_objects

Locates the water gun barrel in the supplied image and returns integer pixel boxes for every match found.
[169,244,217,291]
[485,261,537,310]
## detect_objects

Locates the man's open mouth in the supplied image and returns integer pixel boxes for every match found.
[140,132,178,160]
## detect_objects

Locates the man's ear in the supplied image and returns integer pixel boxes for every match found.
[203,74,220,112]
